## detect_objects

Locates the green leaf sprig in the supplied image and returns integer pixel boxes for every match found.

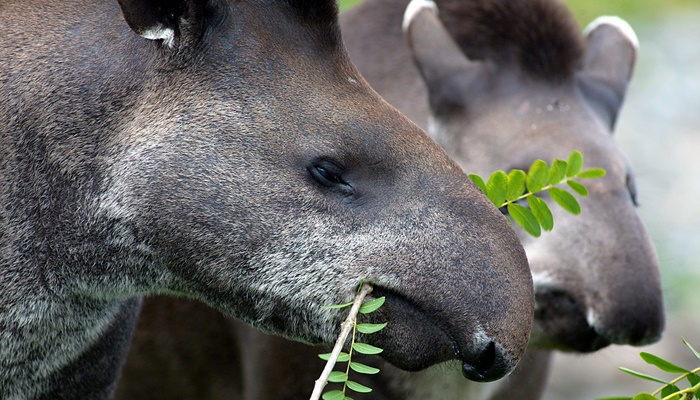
[598,338,700,400]
[310,283,387,400]
[468,150,606,237]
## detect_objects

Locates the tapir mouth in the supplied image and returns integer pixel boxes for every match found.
[361,286,513,382]
[364,286,458,366]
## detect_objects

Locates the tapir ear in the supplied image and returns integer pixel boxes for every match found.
[117,0,207,49]
[403,0,485,116]
[576,16,638,131]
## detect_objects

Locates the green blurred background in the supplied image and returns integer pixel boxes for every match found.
[339,0,695,24]
[335,1,700,399]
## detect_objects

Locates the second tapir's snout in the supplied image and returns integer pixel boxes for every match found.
[527,185,664,352]
[367,0,665,362]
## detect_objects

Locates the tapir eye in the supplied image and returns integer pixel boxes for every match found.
[626,174,639,206]
[308,160,353,194]
[314,166,342,184]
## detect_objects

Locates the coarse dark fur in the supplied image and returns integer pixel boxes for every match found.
[0,0,535,398]
[437,0,584,80]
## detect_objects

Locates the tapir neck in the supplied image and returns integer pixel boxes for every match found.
[0,294,142,399]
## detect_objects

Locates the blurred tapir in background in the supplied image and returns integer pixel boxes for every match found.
[344,0,664,398]
[116,0,664,399]
[0,0,538,398]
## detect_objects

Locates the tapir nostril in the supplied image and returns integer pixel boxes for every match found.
[534,286,611,352]
[534,287,584,321]
[540,288,578,309]
[461,341,501,382]
[474,340,497,374]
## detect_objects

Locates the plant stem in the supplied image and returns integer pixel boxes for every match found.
[498,177,575,209]
[657,367,700,400]
[309,284,373,400]
[341,313,359,394]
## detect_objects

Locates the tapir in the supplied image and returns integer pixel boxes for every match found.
[117,0,663,399]
[0,0,537,398]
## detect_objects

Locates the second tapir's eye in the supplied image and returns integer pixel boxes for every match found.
[626,174,639,207]
[308,160,354,195]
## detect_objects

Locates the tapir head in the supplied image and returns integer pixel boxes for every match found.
[404,0,664,352]
[55,0,538,380]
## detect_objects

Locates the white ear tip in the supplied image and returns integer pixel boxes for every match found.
[584,16,639,51]
[402,0,439,34]
[140,25,176,48]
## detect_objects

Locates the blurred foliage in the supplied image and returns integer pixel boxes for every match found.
[598,339,700,400]
[563,0,696,26]
[338,0,361,11]
[338,0,695,22]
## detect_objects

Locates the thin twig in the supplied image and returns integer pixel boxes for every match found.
[497,176,575,208]
[309,284,373,400]
[655,366,700,398]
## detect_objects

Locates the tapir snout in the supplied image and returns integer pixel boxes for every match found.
[528,180,664,352]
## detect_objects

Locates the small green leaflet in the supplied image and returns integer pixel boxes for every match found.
[359,297,385,314]
[356,323,387,334]
[567,180,589,196]
[318,352,350,362]
[567,151,583,177]
[327,371,348,383]
[506,169,526,201]
[346,380,373,393]
[660,384,681,398]
[527,195,554,231]
[640,352,690,374]
[619,367,668,384]
[486,171,508,207]
[578,168,606,179]
[321,390,345,400]
[683,338,700,360]
[469,174,487,193]
[508,203,541,237]
[352,342,383,355]
[527,160,549,193]
[549,187,581,215]
[548,159,568,185]
[323,301,354,309]
[349,362,380,374]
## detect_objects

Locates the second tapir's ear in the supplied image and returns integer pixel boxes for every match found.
[117,0,207,49]
[403,0,484,116]
[576,16,639,131]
